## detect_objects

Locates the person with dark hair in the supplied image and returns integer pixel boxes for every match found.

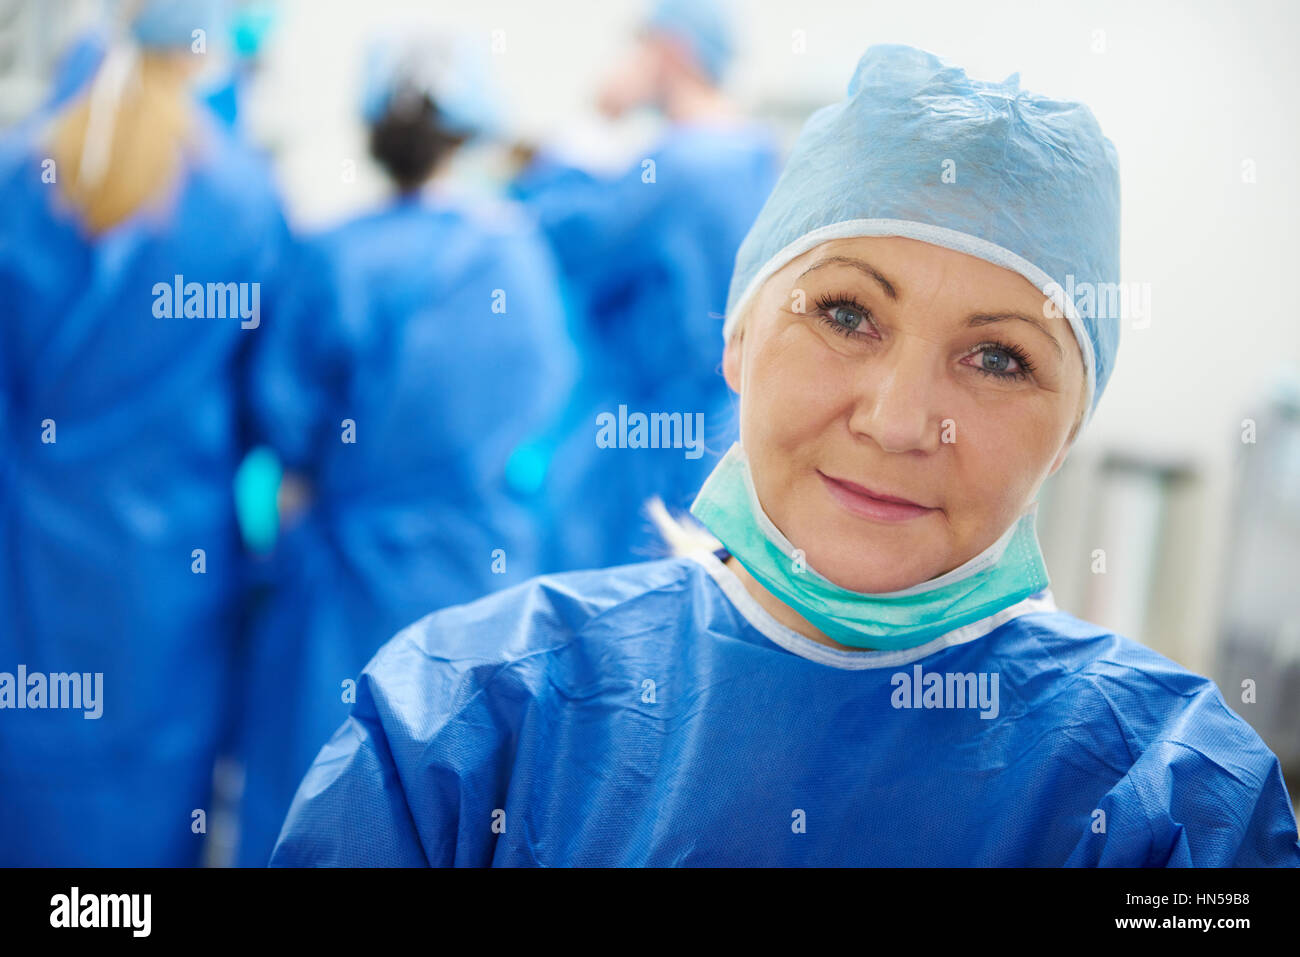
[368,90,466,193]
[231,29,575,867]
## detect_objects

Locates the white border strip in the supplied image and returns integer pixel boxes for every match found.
[723,218,1099,432]
[690,548,1059,670]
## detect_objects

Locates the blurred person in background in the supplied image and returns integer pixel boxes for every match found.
[510,0,779,573]
[0,0,288,865]
[41,0,278,134]
[231,29,575,866]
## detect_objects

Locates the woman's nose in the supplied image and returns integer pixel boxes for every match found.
[846,342,947,454]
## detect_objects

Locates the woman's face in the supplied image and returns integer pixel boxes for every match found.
[723,235,1086,593]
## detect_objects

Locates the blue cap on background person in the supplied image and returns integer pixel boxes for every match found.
[646,0,735,84]
[359,30,500,140]
[112,0,231,50]
[723,43,1122,429]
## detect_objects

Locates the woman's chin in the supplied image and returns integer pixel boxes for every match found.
[805,552,935,595]
[793,518,949,593]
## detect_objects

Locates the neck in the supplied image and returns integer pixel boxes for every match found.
[661,80,739,125]
[723,554,875,652]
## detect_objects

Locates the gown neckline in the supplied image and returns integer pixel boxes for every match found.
[690,548,1059,671]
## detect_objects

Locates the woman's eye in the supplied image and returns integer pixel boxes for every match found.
[819,302,868,335]
[831,305,864,330]
[967,343,1033,380]
[980,348,1018,373]
[813,294,874,339]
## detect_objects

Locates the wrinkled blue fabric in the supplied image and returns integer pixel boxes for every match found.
[512,123,779,571]
[0,114,288,866]
[270,557,1300,866]
[234,192,575,867]
[725,44,1121,420]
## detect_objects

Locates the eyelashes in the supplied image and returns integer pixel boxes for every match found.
[970,340,1035,381]
[811,292,1036,382]
[814,292,872,337]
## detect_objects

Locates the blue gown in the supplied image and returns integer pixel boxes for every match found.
[270,551,1300,866]
[234,192,575,866]
[512,124,779,571]
[0,115,288,865]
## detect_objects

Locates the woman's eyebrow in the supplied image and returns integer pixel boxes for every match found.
[967,313,1063,359]
[798,255,1064,359]
[800,254,1066,358]
[797,256,899,300]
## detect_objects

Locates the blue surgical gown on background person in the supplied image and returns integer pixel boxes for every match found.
[0,115,287,866]
[512,123,779,571]
[234,191,576,867]
[270,552,1300,866]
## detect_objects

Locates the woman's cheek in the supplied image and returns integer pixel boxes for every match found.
[958,413,1052,508]
[749,335,842,445]
[786,332,863,409]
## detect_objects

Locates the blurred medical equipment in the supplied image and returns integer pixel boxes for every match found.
[1213,372,1300,771]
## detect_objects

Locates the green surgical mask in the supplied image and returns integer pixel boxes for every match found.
[689,443,1050,650]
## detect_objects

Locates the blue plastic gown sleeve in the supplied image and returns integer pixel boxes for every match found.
[269,708,431,867]
[1066,684,1300,866]
[269,620,527,867]
[246,238,354,471]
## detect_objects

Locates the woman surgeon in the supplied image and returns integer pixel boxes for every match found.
[268,44,1300,867]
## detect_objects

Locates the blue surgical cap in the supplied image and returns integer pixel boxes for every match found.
[116,0,231,50]
[646,0,734,84]
[360,30,498,139]
[724,44,1122,427]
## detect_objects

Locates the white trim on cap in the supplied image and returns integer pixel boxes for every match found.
[722,218,1099,432]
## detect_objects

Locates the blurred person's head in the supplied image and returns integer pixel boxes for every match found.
[367,93,469,194]
[47,0,229,234]
[361,30,498,194]
[115,0,230,49]
[598,0,735,121]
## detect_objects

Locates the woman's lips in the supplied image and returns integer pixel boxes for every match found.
[818,472,936,523]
